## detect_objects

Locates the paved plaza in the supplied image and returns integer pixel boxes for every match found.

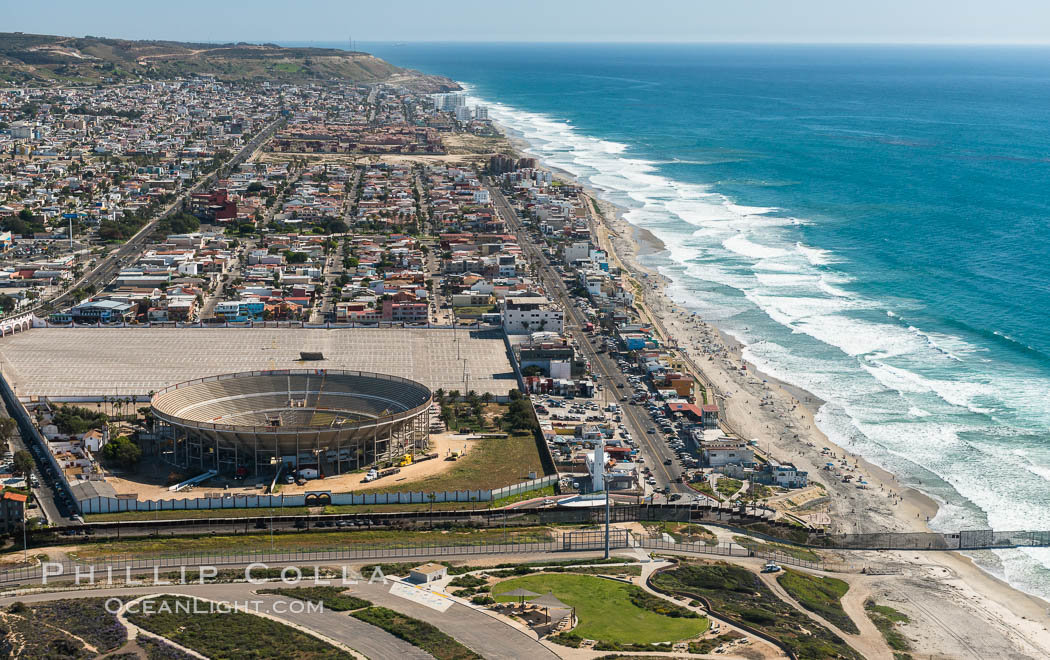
[0,327,517,400]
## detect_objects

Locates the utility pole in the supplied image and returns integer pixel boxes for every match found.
[604,474,611,559]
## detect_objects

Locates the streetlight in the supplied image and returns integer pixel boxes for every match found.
[590,471,613,560]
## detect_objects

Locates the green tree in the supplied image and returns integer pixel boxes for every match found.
[12,450,34,476]
[0,417,16,451]
[102,436,141,468]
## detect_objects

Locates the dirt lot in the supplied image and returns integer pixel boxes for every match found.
[280,431,482,494]
[104,431,487,500]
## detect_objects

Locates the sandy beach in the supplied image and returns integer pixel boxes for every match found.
[490,112,1050,655]
[578,190,1050,658]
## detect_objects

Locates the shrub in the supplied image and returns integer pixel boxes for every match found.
[259,586,371,612]
[350,607,481,660]
[627,587,698,618]
[449,574,486,589]
[777,570,858,634]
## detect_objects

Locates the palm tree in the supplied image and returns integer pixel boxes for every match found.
[439,405,453,430]
[426,493,437,527]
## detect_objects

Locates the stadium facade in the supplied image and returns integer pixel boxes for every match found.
[150,369,433,476]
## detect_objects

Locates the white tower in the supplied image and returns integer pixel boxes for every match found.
[591,442,605,493]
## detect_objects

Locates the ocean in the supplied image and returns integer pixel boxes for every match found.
[312,42,1050,598]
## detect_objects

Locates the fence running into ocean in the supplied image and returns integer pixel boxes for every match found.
[0,529,631,585]
[814,529,1050,551]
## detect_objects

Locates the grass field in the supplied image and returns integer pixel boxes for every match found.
[369,431,547,493]
[451,304,498,317]
[716,477,744,499]
[126,595,346,659]
[67,526,555,560]
[776,569,858,634]
[491,573,707,645]
[652,562,860,660]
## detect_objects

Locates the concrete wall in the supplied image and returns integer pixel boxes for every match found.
[79,474,559,514]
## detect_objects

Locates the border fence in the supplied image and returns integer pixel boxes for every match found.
[0,529,631,586]
[637,537,865,573]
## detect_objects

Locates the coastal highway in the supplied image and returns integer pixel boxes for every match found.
[488,182,689,497]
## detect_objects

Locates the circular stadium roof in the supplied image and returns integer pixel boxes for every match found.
[150,369,432,438]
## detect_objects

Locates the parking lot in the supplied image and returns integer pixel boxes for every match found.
[0,327,518,399]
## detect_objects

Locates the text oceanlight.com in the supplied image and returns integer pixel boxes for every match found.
[106,598,324,615]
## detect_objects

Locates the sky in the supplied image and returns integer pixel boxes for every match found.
[5,0,1050,45]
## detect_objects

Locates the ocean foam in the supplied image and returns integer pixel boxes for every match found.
[468,85,1050,597]
[723,234,791,259]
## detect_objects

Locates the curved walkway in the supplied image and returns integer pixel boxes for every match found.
[0,576,561,659]
[354,578,559,660]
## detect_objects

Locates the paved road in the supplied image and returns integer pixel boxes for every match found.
[250,591,431,660]
[1,409,60,526]
[0,577,556,660]
[487,183,688,497]
[353,579,559,660]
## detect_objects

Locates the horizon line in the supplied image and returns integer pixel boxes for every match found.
[282,39,1050,47]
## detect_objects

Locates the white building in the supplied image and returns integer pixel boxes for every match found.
[702,440,754,468]
[563,241,591,265]
[454,106,473,122]
[474,105,489,120]
[768,462,808,488]
[10,122,35,140]
[409,563,448,585]
[503,296,564,335]
[438,93,466,111]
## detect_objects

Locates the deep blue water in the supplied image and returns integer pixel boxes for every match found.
[304,42,1050,596]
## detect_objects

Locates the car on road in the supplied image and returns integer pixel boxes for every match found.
[663,458,673,465]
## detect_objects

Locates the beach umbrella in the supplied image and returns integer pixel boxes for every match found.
[504,588,540,605]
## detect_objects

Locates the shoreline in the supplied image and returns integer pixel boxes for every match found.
[497,111,944,535]
[588,191,940,536]
[472,105,1050,655]
[580,186,1050,655]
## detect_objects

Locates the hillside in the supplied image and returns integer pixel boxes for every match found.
[0,32,459,91]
